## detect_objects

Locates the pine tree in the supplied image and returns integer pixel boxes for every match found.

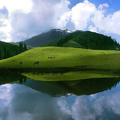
[4,47,7,59]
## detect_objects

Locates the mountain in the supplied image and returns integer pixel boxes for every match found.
[23,29,71,47]
[43,30,120,50]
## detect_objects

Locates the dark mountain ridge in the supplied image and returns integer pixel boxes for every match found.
[23,29,71,47]
[44,30,120,50]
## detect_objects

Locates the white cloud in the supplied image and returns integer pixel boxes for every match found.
[0,0,120,43]
[71,0,96,30]
[88,25,98,33]
[0,0,33,14]
[9,0,71,42]
[70,0,120,39]
[98,3,109,10]
[91,10,120,35]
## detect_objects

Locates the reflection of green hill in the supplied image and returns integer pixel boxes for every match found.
[24,78,120,97]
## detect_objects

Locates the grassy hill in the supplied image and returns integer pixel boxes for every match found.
[0,47,120,81]
[43,31,120,50]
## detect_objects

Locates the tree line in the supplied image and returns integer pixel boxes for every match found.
[0,42,28,60]
[56,31,120,50]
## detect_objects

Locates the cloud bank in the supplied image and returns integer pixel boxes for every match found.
[0,0,120,42]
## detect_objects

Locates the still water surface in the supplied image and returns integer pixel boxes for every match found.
[0,72,120,120]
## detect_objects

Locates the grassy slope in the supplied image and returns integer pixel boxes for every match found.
[0,46,119,68]
[0,47,120,81]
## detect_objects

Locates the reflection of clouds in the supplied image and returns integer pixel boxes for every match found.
[0,84,11,120]
[0,84,71,120]
[58,99,71,117]
[0,84,11,101]
[0,83,120,120]
[72,96,95,120]
[93,92,120,115]
[71,91,120,120]
[0,99,9,120]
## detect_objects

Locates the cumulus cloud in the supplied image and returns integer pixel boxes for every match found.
[0,0,33,14]
[0,0,120,42]
[0,0,71,42]
[10,0,71,42]
[70,0,120,38]
[71,0,96,30]
[98,3,109,10]
[92,10,120,35]
[0,6,9,19]
[88,25,98,33]
[0,6,11,42]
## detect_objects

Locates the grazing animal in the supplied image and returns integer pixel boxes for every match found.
[20,62,22,65]
[33,61,39,66]
[48,57,55,59]
[12,60,15,62]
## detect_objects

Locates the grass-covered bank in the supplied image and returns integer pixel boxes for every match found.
[22,70,120,81]
[3,67,120,81]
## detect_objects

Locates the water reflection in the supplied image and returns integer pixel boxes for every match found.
[0,71,120,119]
[23,78,120,97]
[0,80,120,119]
[0,84,71,120]
[0,70,27,85]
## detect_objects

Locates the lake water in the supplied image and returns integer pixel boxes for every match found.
[0,71,120,120]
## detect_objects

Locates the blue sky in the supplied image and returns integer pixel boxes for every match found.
[0,0,120,43]
[70,0,120,11]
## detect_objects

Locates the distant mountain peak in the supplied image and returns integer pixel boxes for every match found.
[23,28,70,47]
[50,28,73,33]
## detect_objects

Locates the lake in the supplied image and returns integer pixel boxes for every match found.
[0,71,120,120]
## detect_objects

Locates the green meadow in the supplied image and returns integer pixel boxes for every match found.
[0,46,120,81]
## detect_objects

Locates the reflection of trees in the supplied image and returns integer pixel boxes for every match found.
[0,69,27,85]
[64,78,120,95]
[19,75,27,84]
[24,78,120,97]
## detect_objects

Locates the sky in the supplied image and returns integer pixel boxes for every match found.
[0,0,120,43]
